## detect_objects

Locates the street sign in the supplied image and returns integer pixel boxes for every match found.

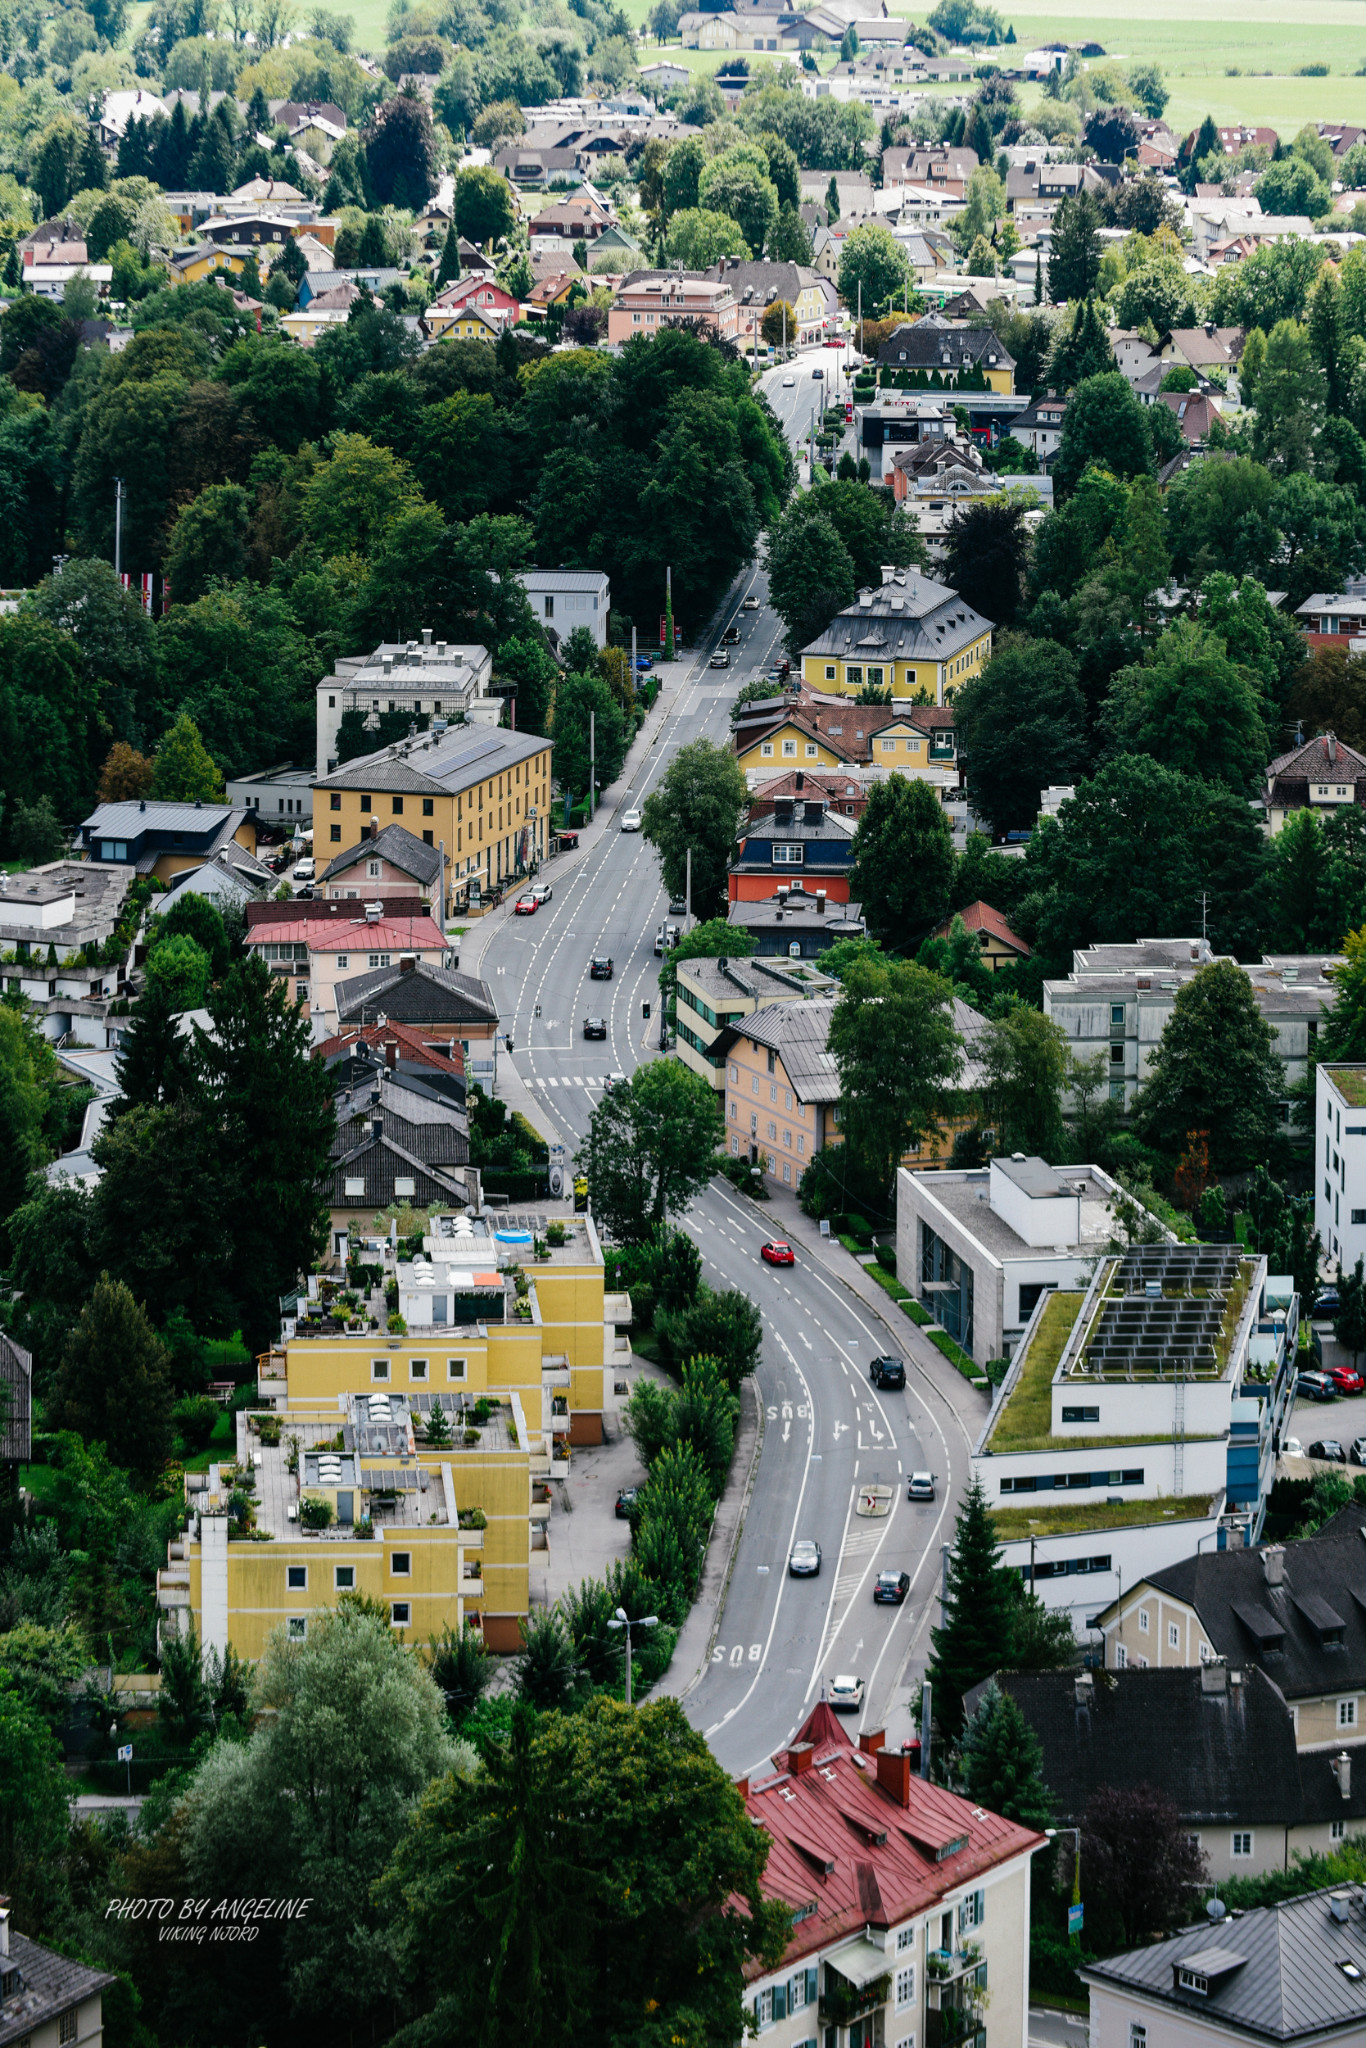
[117,1744,133,1762]
[1068,1903,1084,1937]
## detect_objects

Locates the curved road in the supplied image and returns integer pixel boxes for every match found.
[473,555,975,1776]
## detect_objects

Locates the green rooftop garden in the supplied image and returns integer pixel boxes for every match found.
[1327,1067,1366,1107]
[986,1292,1084,1452]
[990,1493,1218,1540]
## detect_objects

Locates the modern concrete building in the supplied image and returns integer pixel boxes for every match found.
[315,632,496,778]
[516,568,611,651]
[1316,1063,1366,1271]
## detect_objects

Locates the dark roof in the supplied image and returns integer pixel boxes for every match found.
[335,960,498,1029]
[319,823,443,888]
[1266,735,1366,808]
[0,1932,115,2048]
[329,1130,467,1210]
[334,1103,468,1167]
[1125,1531,1366,1703]
[876,318,1015,372]
[316,726,547,799]
[1082,1889,1366,2043]
[799,569,993,664]
[728,894,865,934]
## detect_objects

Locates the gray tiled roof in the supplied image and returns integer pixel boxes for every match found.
[316,727,547,799]
[0,1933,115,2048]
[1082,1888,1366,2041]
[320,824,443,888]
[80,799,239,835]
[799,570,993,664]
[335,960,498,1028]
[877,319,1015,372]
[718,997,842,1103]
[329,1131,467,1210]
[335,1104,468,1165]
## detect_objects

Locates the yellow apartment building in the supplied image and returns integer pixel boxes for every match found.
[799,568,992,704]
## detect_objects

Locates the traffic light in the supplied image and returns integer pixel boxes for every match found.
[643,1000,651,1019]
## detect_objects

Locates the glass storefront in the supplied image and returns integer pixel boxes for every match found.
[920,1222,974,1356]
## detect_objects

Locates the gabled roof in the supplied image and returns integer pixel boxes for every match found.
[335,960,498,1028]
[247,911,446,956]
[936,899,1030,957]
[1082,1888,1366,2042]
[1266,733,1366,794]
[313,1018,467,1076]
[0,1932,116,2048]
[319,823,443,888]
[799,570,993,664]
[744,1698,1042,1972]
[329,1129,467,1210]
[876,319,1015,372]
[714,998,841,1102]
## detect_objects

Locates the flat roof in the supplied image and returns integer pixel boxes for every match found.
[1325,1065,1366,1107]
[913,1167,1118,1264]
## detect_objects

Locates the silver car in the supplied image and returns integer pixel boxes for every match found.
[789,1539,822,1577]
[828,1673,864,1711]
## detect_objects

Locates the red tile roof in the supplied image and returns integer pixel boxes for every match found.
[312,1018,466,1076]
[740,1701,1043,1974]
[247,913,446,955]
[935,899,1031,957]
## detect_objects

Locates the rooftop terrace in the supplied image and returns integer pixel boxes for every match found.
[1325,1065,1366,1107]
[1061,1245,1252,1386]
[991,1492,1218,1539]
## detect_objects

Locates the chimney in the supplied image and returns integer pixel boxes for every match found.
[1334,1753,1353,1801]
[1263,1546,1285,1587]
[399,954,417,974]
[1200,1661,1228,1695]
[875,1746,912,1806]
[368,818,378,840]
[1328,732,1338,764]
[816,890,826,915]
[735,1776,749,1800]
[422,628,432,647]
[786,1741,816,1776]
[859,1729,887,1755]
[382,654,393,676]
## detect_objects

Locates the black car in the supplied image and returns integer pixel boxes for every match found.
[870,1356,906,1390]
[873,1570,911,1605]
[615,1488,639,1519]
[668,897,687,916]
[589,957,613,979]
[1300,1369,1339,1402]
[1309,1439,1347,1463]
[583,1017,607,1040]
[1314,1290,1342,1318]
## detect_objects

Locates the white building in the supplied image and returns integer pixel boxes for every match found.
[1315,1062,1366,1272]
[516,569,611,651]
[316,634,496,778]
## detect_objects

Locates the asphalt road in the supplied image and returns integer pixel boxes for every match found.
[758,348,862,474]
[474,519,973,1777]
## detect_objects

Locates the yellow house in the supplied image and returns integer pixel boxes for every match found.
[799,567,992,705]
[735,715,851,778]
[426,304,501,342]
[280,306,351,347]
[315,729,553,896]
[866,711,958,787]
[168,244,256,286]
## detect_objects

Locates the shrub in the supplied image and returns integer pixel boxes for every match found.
[172,1393,220,1452]
[875,1241,897,1273]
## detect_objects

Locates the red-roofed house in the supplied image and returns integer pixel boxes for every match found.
[312,1018,466,1078]
[933,900,1032,973]
[740,1701,1043,2044]
[245,909,452,1025]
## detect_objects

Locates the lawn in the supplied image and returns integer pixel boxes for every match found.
[1327,1068,1366,1108]
[991,1491,1217,1537]
[986,1290,1084,1451]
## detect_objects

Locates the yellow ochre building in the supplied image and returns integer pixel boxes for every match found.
[799,567,993,705]
[157,1211,621,1657]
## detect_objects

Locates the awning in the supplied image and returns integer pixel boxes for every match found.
[827,1937,892,1988]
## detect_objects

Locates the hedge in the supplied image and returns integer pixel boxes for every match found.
[900,1299,933,1328]
[928,1328,987,1383]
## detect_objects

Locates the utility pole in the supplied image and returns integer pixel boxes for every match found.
[919,1679,932,1779]
[589,708,595,822]
[664,563,673,660]
[631,621,637,703]
[113,476,125,578]
[857,276,862,358]
[685,845,691,931]
[607,1606,657,1707]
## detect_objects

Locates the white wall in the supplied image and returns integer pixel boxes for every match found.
[1317,1065,1366,1273]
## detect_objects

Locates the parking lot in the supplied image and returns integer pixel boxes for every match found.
[1290,1327,1366,1465]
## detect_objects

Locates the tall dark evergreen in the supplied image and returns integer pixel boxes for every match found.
[436,223,461,286]
[112,982,195,1112]
[1046,191,1103,305]
[960,1681,1054,1829]
[927,1474,1019,1738]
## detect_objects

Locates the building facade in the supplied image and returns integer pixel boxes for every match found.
[1317,1062,1366,1270]
[315,633,496,778]
[799,569,993,704]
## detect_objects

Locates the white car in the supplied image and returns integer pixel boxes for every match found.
[530,880,552,903]
[741,594,759,609]
[620,808,641,831]
[828,1674,865,1712]
[1281,1437,1303,1458]
[292,857,315,882]
[782,373,795,386]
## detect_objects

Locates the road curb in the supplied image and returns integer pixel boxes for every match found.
[666,1371,766,1703]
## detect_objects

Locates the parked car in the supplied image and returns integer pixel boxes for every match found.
[1352,1436,1366,1466]
[294,882,314,899]
[513,894,538,915]
[530,881,552,904]
[1299,1369,1339,1401]
[907,1471,935,1502]
[761,1240,795,1266]
[742,594,760,610]
[789,1539,821,1577]
[870,1356,905,1390]
[709,650,730,668]
[589,957,613,979]
[1281,1437,1303,1457]
[615,1487,639,1519]
[293,857,315,882]
[1309,1439,1347,1463]
[620,808,642,832]
[1314,1290,1341,1318]
[668,896,687,916]
[1331,1365,1366,1395]
[633,655,653,672]
[828,1673,864,1711]
[722,625,741,645]
[583,1017,607,1040]
[873,1570,911,1605]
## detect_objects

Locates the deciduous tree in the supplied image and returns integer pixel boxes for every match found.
[829,955,962,1195]
[640,738,749,919]
[849,773,955,942]
[577,1060,721,1247]
[954,635,1088,834]
[1135,959,1284,1171]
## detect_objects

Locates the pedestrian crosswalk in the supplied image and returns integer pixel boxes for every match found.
[529,1074,612,1089]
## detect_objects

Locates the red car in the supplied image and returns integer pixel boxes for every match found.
[761,1240,795,1266]
[513,895,538,915]
[1332,1365,1366,1395]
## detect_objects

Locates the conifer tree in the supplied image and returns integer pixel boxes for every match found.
[927,1474,1019,1738]
[960,1680,1054,1829]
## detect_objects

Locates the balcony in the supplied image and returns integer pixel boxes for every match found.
[819,1971,891,2029]
[927,1946,982,1986]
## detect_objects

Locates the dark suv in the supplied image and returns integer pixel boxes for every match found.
[870,1356,906,1390]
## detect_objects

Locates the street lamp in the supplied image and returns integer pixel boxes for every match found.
[1045,1827,1083,1943]
[607,1605,657,1706]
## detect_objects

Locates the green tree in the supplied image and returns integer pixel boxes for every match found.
[928,1473,1020,1737]
[660,133,708,218]
[302,431,423,557]
[837,221,914,315]
[849,774,955,942]
[378,1696,791,2048]
[143,932,211,1012]
[765,502,857,652]
[698,144,779,257]
[152,891,232,981]
[149,713,224,803]
[1255,155,1331,218]
[553,670,626,803]
[577,1060,721,1248]
[662,206,749,268]
[112,982,196,1111]
[514,1609,583,1711]
[163,482,252,604]
[1101,619,1269,794]
[960,1679,1054,1829]
[0,1008,57,1242]
[1254,316,1326,474]
[641,738,749,920]
[1128,62,1168,118]
[1135,960,1285,1171]
[9,796,64,866]
[940,496,1030,627]
[364,90,439,209]
[0,1670,72,1931]
[31,555,156,744]
[1045,294,1115,389]
[829,955,963,1195]
[48,1274,173,1488]
[495,635,556,739]
[656,1288,762,1394]
[954,635,1088,835]
[1320,927,1366,1061]
[980,1006,1072,1160]
[426,1621,489,1726]
[454,163,516,247]
[1047,189,1103,304]
[1082,1784,1208,1947]
[435,222,461,288]
[1052,372,1151,498]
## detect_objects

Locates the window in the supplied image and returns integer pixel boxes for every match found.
[882,738,897,752]
[330,825,341,842]
[448,1358,467,1381]
[1353,1210,1366,1225]
[287,1617,307,1641]
[360,794,372,812]
[1130,2027,1147,2048]
[896,1965,916,2009]
[372,1359,390,1382]
[959,1890,985,1932]
[392,797,404,815]
[330,793,341,810]
[1061,1405,1099,1422]
[1110,1003,1125,1026]
[897,1926,916,1952]
[847,667,863,686]
[59,2015,77,2047]
[1231,1832,1253,1858]
[1109,1043,1124,1064]
[1018,1281,1057,1319]
[335,1565,355,1590]
[754,1988,773,2030]
[782,739,797,757]
[1116,1643,1127,1668]
[1168,1622,1180,1649]
[392,1601,410,1626]
[336,955,348,969]
[825,665,836,680]
[761,742,773,757]
[1334,1819,1347,1841]
[1340,1698,1358,1729]
[411,1359,428,1382]
[287,1566,306,1590]
[867,668,884,688]
[423,798,434,816]
[1138,1607,1150,1633]
[772,843,804,864]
